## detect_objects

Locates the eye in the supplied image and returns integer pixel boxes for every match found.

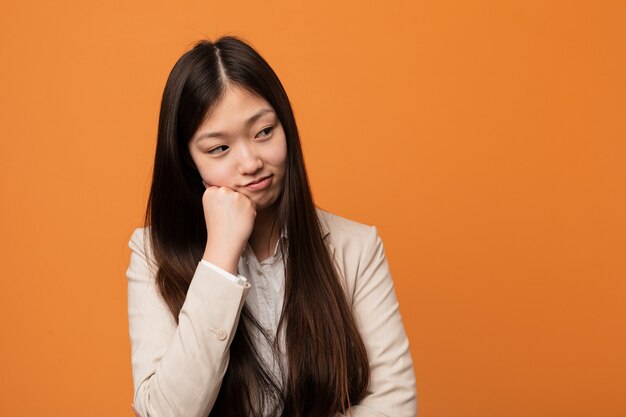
[207,145,229,154]
[256,126,274,138]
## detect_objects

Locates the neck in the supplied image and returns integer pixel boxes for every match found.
[249,204,281,262]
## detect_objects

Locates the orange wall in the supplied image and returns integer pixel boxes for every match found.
[1,0,624,416]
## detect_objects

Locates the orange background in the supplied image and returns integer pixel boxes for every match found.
[1,0,624,416]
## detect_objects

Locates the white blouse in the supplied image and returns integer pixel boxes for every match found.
[200,228,289,411]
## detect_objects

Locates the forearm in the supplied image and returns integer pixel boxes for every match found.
[130,261,249,417]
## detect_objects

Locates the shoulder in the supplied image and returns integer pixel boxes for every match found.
[315,208,388,302]
[128,226,151,251]
[316,207,377,243]
[127,226,157,273]
[315,207,382,268]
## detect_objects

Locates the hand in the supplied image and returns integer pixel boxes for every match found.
[201,180,257,274]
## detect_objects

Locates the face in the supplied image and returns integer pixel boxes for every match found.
[188,84,288,212]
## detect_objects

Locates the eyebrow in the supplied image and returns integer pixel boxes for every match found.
[195,108,275,142]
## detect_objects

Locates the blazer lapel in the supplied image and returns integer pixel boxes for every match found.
[318,215,336,260]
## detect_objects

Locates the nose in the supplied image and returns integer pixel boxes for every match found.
[237,143,263,175]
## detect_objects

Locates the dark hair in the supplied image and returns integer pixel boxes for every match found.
[144,35,370,417]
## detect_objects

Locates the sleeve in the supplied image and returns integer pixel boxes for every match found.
[200,259,248,286]
[126,228,251,417]
[338,226,418,417]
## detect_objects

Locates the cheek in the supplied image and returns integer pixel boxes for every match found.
[197,164,234,187]
[266,138,288,168]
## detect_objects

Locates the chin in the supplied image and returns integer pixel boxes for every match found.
[255,195,280,212]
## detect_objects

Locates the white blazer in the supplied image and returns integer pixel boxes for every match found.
[126,208,417,416]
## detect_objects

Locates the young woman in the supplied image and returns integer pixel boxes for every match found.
[126,36,417,417]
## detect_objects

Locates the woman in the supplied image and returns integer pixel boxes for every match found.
[126,36,417,417]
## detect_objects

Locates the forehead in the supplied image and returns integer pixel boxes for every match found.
[202,85,273,127]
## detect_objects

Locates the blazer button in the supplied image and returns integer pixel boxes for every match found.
[216,329,228,341]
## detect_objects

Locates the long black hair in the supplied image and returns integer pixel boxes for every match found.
[144,36,370,417]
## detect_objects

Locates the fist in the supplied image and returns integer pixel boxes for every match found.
[201,181,257,273]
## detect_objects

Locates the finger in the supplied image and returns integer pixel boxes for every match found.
[243,193,258,211]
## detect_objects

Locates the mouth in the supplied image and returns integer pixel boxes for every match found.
[245,175,271,186]
[243,174,273,191]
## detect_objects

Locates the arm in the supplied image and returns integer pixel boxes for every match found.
[126,228,250,417]
[338,226,418,417]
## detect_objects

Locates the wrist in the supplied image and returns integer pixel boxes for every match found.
[202,248,239,276]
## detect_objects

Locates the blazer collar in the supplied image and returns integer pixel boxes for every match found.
[316,208,331,240]
[278,223,330,240]
[318,214,335,259]
[281,211,331,240]
[320,221,331,240]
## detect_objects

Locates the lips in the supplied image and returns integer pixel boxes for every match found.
[245,175,271,186]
